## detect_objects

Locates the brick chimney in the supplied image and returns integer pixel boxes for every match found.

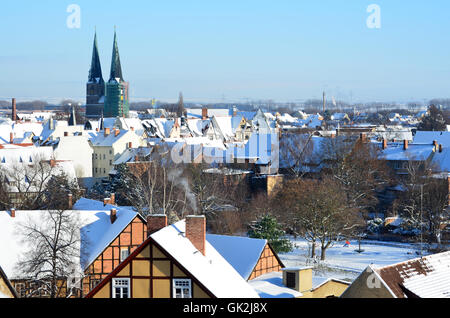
[147,214,168,236]
[114,129,120,137]
[130,126,134,132]
[9,132,13,144]
[186,215,206,256]
[96,128,99,132]
[10,208,15,218]
[382,138,387,150]
[202,108,208,120]
[64,131,69,137]
[110,193,115,205]
[67,194,73,210]
[110,208,117,224]
[360,133,367,143]
[403,139,408,150]
[104,128,111,137]
[128,142,132,149]
[12,98,17,122]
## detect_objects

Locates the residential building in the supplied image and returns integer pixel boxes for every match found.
[90,128,146,178]
[341,251,450,298]
[86,215,260,298]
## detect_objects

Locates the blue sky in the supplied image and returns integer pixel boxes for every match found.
[1,0,449,103]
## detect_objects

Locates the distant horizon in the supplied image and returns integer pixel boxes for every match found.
[1,1,450,103]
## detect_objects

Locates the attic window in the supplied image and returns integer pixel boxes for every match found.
[173,279,191,298]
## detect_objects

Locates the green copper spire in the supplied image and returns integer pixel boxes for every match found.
[109,29,124,82]
[88,31,104,84]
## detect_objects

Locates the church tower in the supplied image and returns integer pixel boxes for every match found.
[85,31,105,119]
[104,30,129,118]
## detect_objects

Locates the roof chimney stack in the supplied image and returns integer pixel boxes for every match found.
[10,208,15,218]
[110,208,117,224]
[67,194,73,210]
[403,139,408,150]
[202,108,208,120]
[104,128,111,137]
[147,214,168,237]
[186,215,206,256]
[9,132,13,144]
[110,193,115,205]
[12,98,17,122]
[382,138,387,150]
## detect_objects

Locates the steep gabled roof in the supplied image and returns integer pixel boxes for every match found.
[374,251,450,298]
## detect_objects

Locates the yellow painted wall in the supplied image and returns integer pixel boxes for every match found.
[193,283,210,298]
[93,282,111,298]
[153,279,171,298]
[116,264,130,277]
[0,278,15,298]
[153,260,170,277]
[132,278,151,298]
[137,246,150,258]
[132,260,150,276]
[311,281,349,298]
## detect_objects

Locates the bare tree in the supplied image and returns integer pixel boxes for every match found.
[16,209,86,298]
[279,132,315,177]
[273,177,362,260]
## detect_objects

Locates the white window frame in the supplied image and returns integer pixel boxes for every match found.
[112,278,130,298]
[173,279,192,298]
[120,247,130,262]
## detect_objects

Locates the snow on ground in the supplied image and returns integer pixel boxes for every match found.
[279,238,427,282]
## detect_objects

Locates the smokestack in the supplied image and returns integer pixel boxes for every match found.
[12,98,17,122]
[186,215,206,256]
[67,194,73,210]
[147,214,167,237]
[323,91,326,114]
[403,140,408,150]
[110,208,117,224]
[10,208,15,218]
[202,108,208,120]
[104,128,111,137]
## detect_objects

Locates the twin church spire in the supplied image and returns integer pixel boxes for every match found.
[88,29,124,84]
[86,29,129,119]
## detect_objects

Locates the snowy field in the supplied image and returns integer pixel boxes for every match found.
[279,238,427,281]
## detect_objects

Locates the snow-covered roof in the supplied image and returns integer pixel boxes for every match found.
[379,143,434,161]
[248,271,302,298]
[89,129,135,147]
[0,198,139,279]
[150,220,260,298]
[414,131,450,147]
[206,234,267,280]
[374,251,450,298]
